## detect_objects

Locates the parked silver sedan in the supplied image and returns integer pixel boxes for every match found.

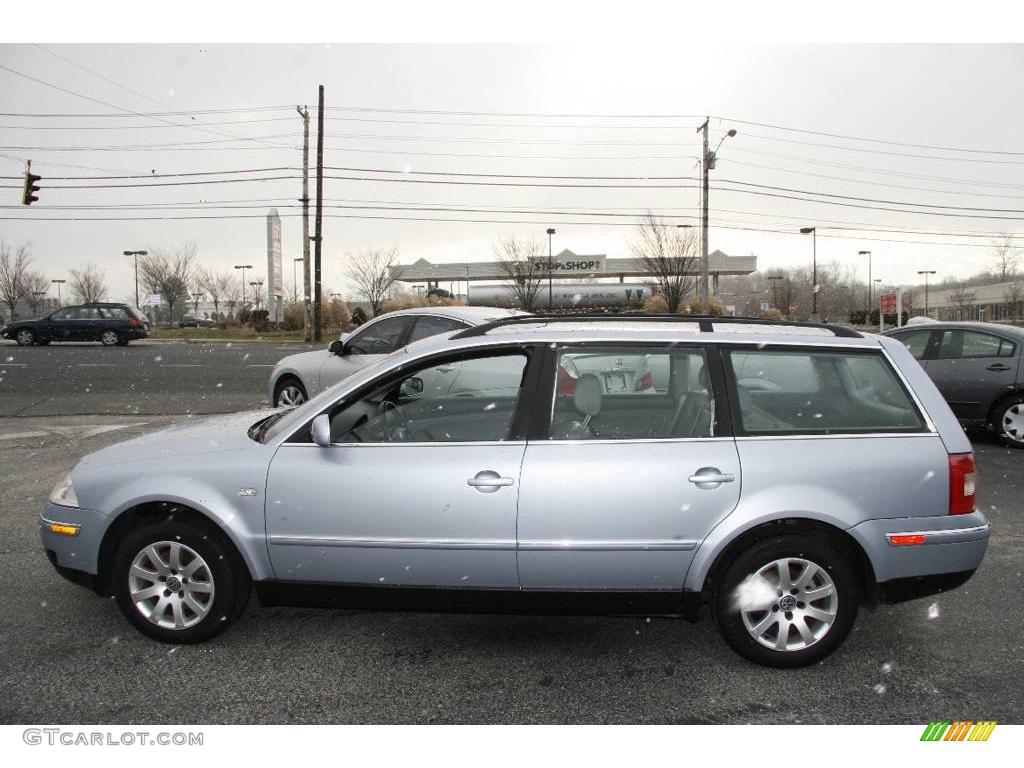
[269,306,525,407]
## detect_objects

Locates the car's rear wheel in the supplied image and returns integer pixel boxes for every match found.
[15,329,35,346]
[100,330,120,346]
[994,396,1024,449]
[112,517,250,643]
[713,535,859,668]
[274,376,307,407]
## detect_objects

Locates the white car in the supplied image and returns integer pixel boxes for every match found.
[269,306,526,407]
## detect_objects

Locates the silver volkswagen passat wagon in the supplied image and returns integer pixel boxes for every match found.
[41,316,989,668]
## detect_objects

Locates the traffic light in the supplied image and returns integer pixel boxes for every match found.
[22,170,41,205]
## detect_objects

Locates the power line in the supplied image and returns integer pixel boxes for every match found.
[0,106,294,117]
[0,62,295,150]
[717,115,1024,157]
[0,116,299,130]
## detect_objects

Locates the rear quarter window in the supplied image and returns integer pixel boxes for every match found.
[727,347,926,435]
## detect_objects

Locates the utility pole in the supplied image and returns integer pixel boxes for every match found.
[697,118,710,314]
[297,105,312,342]
[313,86,324,341]
[124,250,147,308]
[859,250,872,314]
[696,119,736,314]
[800,227,818,320]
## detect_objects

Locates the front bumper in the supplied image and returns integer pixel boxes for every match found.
[39,502,107,577]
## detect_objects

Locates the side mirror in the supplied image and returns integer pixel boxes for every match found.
[328,339,345,356]
[400,376,424,397]
[311,413,331,447]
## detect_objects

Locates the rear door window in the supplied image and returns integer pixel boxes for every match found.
[407,315,468,343]
[548,345,715,440]
[727,348,926,435]
[938,329,1017,359]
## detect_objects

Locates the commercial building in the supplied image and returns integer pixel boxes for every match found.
[392,248,757,307]
[916,279,1024,323]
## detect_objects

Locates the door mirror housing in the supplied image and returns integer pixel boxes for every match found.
[400,376,424,397]
[328,339,346,356]
[311,413,332,447]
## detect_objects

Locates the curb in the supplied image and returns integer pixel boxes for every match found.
[145,337,314,345]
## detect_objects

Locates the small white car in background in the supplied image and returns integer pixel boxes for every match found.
[269,306,525,407]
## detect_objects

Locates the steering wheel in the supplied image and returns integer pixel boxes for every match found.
[377,400,412,442]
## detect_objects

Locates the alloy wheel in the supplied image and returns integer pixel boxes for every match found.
[128,541,215,630]
[16,329,34,345]
[101,331,118,346]
[277,384,306,407]
[737,557,838,652]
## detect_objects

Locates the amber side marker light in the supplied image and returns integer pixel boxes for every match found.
[48,523,80,537]
[887,533,926,546]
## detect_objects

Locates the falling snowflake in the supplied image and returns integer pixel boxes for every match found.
[928,603,941,620]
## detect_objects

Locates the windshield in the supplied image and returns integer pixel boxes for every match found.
[259,345,413,443]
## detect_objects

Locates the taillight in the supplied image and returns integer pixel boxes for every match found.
[129,316,142,327]
[636,372,653,391]
[556,364,577,396]
[948,452,976,515]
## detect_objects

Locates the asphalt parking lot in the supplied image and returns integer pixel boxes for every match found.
[0,340,318,416]
[0,399,1021,723]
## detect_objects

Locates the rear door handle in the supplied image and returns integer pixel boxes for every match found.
[688,468,736,486]
[986,363,1012,371]
[467,471,514,493]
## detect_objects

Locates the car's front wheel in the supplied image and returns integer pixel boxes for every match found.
[112,517,250,643]
[994,396,1024,449]
[15,329,35,346]
[274,376,307,407]
[714,535,859,668]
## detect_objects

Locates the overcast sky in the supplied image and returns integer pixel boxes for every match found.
[2,43,1023,303]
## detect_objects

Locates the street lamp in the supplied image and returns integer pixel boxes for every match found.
[293,258,304,304]
[799,227,817,319]
[918,270,937,317]
[858,250,872,312]
[234,264,253,307]
[546,228,556,310]
[697,122,737,313]
[123,250,147,308]
[51,278,66,307]
[191,291,203,313]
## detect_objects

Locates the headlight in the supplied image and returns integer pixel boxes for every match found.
[49,472,79,508]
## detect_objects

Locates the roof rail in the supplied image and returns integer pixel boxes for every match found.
[452,313,863,339]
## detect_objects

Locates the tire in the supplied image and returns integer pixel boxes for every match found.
[274,376,307,408]
[994,396,1024,449]
[15,328,35,346]
[713,534,859,668]
[112,517,251,644]
[100,330,120,346]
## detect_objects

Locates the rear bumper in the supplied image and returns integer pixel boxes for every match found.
[878,569,976,604]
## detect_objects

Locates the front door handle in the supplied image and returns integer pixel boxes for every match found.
[986,363,1012,371]
[467,471,514,493]
[688,467,736,487]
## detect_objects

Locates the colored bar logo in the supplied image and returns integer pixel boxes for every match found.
[921,721,997,741]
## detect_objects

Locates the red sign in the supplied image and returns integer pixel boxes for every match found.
[880,293,897,314]
[788,303,799,313]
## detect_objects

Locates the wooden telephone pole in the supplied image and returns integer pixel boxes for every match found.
[313,86,324,342]
[296,105,311,342]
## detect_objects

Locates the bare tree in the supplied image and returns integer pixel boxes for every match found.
[990,234,1021,282]
[345,247,401,316]
[68,263,109,304]
[0,240,33,321]
[197,268,234,321]
[495,234,548,311]
[629,214,698,313]
[139,244,196,326]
